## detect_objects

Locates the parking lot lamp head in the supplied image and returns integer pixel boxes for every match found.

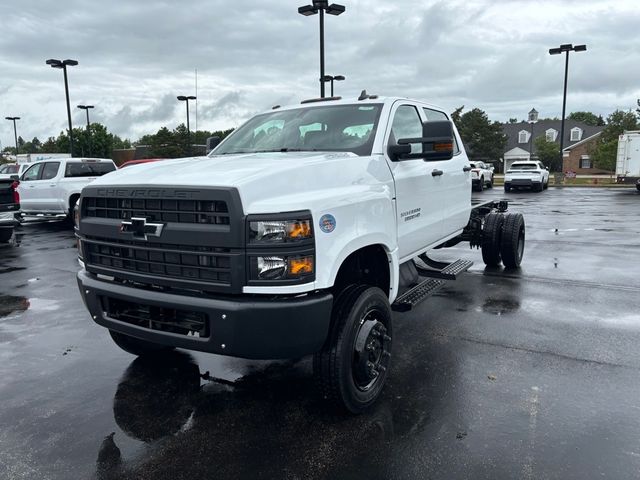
[46,57,79,155]
[4,117,20,155]
[298,2,346,98]
[549,43,587,171]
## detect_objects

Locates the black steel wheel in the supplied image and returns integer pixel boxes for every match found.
[314,285,392,414]
[481,213,504,266]
[500,213,525,268]
[110,330,174,357]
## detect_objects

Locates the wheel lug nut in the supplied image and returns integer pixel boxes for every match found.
[383,335,391,341]
[382,351,391,358]
[378,365,387,373]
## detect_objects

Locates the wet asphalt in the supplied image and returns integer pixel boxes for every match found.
[1,187,639,480]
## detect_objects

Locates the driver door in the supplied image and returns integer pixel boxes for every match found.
[384,103,446,260]
[18,163,45,212]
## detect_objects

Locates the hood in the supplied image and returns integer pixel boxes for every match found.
[88,152,391,213]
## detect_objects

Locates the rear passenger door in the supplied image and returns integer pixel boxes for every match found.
[385,103,446,260]
[423,107,471,235]
[39,162,62,211]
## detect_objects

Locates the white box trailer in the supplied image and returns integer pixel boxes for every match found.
[16,153,71,164]
[616,131,640,190]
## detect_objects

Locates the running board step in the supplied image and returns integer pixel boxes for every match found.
[415,258,474,280]
[392,278,445,312]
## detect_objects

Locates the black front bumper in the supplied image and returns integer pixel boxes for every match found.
[77,270,333,360]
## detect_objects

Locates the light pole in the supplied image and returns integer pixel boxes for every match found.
[298,1,346,98]
[46,58,79,155]
[322,74,345,97]
[5,117,20,155]
[77,105,94,157]
[528,108,538,161]
[177,95,196,155]
[549,44,586,170]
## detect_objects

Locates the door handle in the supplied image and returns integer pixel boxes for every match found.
[463,165,472,172]
[49,184,56,187]
[29,185,35,188]
[431,169,444,177]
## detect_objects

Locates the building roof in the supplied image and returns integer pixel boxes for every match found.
[501,119,603,154]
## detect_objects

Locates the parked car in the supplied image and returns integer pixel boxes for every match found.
[504,161,549,192]
[0,163,30,181]
[18,158,116,218]
[0,177,20,242]
[469,161,494,191]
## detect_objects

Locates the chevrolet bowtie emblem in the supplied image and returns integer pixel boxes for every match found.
[119,217,164,240]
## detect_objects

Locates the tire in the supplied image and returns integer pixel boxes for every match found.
[543,178,549,189]
[109,330,174,357]
[481,213,504,266]
[500,213,525,269]
[314,285,392,414]
[636,184,640,192]
[504,184,511,192]
[477,177,484,192]
[487,176,493,189]
[533,183,543,192]
[0,228,13,243]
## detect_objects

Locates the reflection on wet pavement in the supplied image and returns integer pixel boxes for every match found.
[0,295,30,317]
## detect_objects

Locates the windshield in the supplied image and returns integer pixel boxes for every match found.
[510,163,537,170]
[211,104,383,157]
[0,164,18,174]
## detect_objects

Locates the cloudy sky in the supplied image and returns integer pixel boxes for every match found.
[1,0,639,147]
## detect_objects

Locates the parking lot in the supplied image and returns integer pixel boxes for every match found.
[1,186,639,480]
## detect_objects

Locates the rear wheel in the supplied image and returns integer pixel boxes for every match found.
[487,176,493,189]
[504,184,511,192]
[481,213,504,266]
[533,183,543,192]
[500,213,525,268]
[314,286,392,414]
[109,330,174,357]
[476,178,484,192]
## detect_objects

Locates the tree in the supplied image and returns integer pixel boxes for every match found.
[590,109,639,171]
[508,118,518,124]
[534,137,560,171]
[568,111,605,126]
[453,107,507,162]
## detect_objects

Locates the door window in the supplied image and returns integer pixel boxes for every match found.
[22,163,44,181]
[41,162,60,180]
[390,105,423,153]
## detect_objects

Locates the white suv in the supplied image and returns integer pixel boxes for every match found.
[469,161,494,191]
[504,161,549,192]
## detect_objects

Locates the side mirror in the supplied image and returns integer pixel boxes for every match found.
[394,121,455,162]
[546,166,549,171]
[206,136,221,153]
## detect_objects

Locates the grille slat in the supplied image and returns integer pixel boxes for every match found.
[83,197,230,225]
[86,240,232,284]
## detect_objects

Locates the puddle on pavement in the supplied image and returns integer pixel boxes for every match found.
[0,295,30,317]
[480,297,521,316]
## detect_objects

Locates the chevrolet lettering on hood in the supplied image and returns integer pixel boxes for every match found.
[119,217,164,240]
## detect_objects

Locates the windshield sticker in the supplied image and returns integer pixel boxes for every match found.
[319,214,336,233]
[401,208,421,222]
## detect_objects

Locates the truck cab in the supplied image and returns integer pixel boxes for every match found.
[76,95,525,412]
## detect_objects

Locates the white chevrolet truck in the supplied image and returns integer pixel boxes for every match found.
[75,94,526,412]
[18,157,116,219]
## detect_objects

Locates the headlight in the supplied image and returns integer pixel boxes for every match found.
[249,218,312,244]
[251,254,315,281]
[73,201,80,230]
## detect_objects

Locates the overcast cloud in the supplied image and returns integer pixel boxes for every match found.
[1,0,639,146]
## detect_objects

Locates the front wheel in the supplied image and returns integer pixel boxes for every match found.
[477,178,484,192]
[109,330,175,357]
[487,176,493,189]
[314,286,392,414]
[500,213,525,268]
